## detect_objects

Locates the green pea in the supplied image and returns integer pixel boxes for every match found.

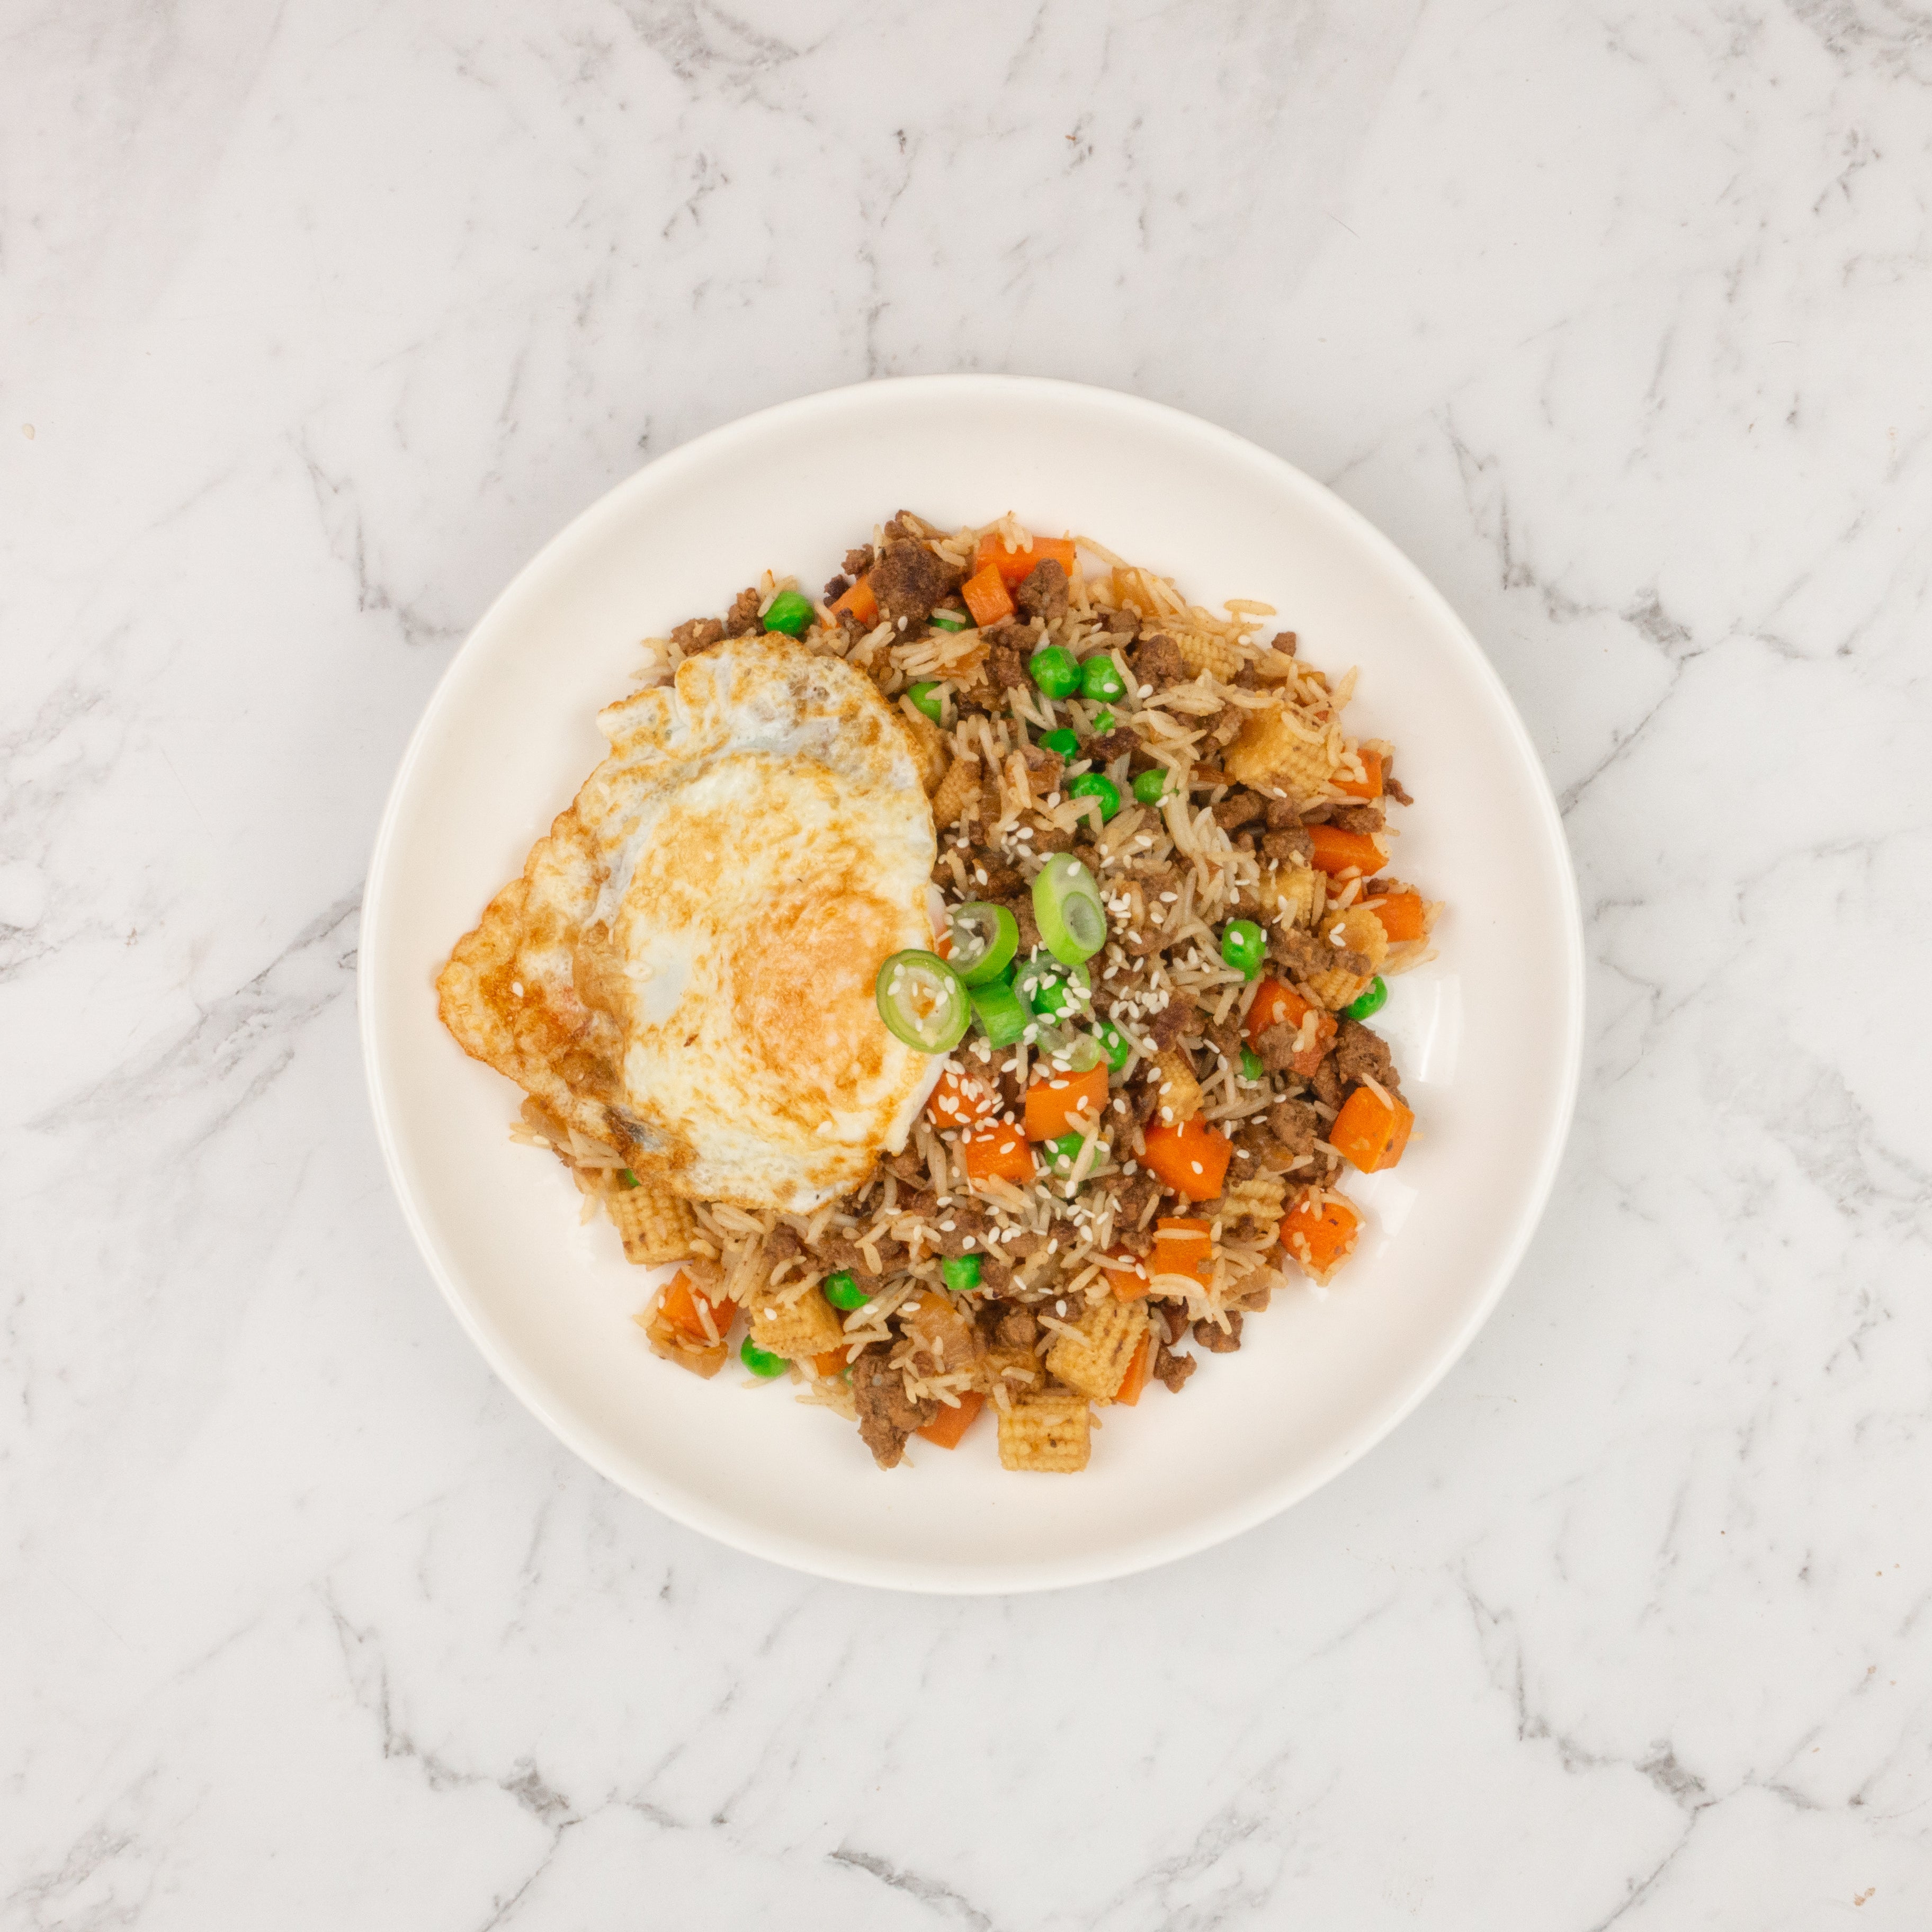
[1240,1045,1264,1081]
[761,588,815,637]
[1088,708,1116,734]
[1080,652,1128,703]
[941,1254,982,1292]
[1221,918,1266,979]
[823,1271,870,1310]
[1343,975,1389,1022]
[1015,956,1088,1019]
[907,681,945,724]
[740,1336,788,1377]
[1037,727,1081,759]
[1095,1022,1132,1071]
[929,610,967,632]
[1068,773,1121,821]
[1132,768,1167,806]
[1028,646,1081,699]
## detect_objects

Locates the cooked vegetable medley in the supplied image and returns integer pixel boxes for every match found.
[526,515,1440,1473]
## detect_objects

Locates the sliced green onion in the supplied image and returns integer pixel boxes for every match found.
[1014,957,1092,1019]
[1044,1130,1092,1173]
[1038,727,1080,759]
[1033,1022,1104,1073]
[969,977,1031,1048]
[1095,1022,1132,1071]
[741,1336,788,1376]
[1028,646,1080,699]
[762,588,815,637]
[947,902,1019,986]
[1080,652,1128,703]
[824,1271,871,1310]
[1240,1045,1265,1081]
[1032,853,1108,966]
[619,1169,640,1189]
[941,1254,981,1292]
[906,681,945,723]
[1132,768,1167,806]
[929,609,968,632]
[1344,975,1389,1022]
[1221,919,1266,979]
[1068,773,1121,821]
[874,950,969,1052]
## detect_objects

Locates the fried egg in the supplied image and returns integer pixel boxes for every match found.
[437,636,943,1212]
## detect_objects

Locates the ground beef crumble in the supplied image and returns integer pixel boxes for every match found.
[1015,557,1069,620]
[723,586,762,636]
[1130,633,1186,690]
[870,539,956,624]
[852,1346,937,1469]
[1332,1019,1401,1096]
[1194,1313,1242,1353]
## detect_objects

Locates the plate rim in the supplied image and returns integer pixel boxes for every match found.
[358,372,1584,1595]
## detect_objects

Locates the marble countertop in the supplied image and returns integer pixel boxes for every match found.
[6,2,1930,1926]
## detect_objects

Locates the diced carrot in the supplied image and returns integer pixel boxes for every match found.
[971,533,1079,586]
[1281,1193,1361,1284]
[1150,1216,1214,1287]
[1243,978,1336,1075]
[962,1119,1035,1186]
[1334,747,1384,800]
[1140,1117,1232,1201]
[831,576,878,626]
[1308,823,1388,878]
[1330,1086,1414,1173]
[961,565,1015,629]
[1244,977,1294,1042]
[1098,1248,1153,1299]
[1113,1335,1153,1407]
[928,1066,997,1129]
[1023,1063,1110,1141]
[657,1269,737,1345]
[811,1348,848,1379]
[1366,890,1427,943]
[915,1388,985,1449]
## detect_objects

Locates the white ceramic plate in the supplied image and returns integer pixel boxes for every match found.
[360,375,1582,1594]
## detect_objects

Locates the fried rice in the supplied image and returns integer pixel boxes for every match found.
[494,511,1441,1473]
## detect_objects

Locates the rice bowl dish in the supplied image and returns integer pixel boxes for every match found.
[436,511,1441,1474]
